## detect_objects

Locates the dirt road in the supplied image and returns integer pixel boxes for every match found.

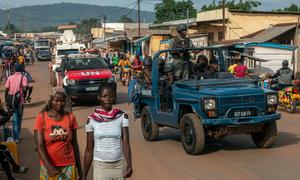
[1,62,300,180]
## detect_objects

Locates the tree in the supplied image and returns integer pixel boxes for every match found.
[201,0,261,12]
[76,18,101,34]
[118,15,134,23]
[154,0,197,24]
[274,4,300,13]
[3,24,19,34]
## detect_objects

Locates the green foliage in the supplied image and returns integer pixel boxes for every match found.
[154,0,197,24]
[76,18,101,35]
[201,0,261,12]
[3,24,19,34]
[118,15,134,23]
[274,4,300,13]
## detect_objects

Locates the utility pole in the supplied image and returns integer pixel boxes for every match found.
[222,0,226,40]
[7,9,10,36]
[103,15,107,41]
[293,17,300,74]
[186,7,189,37]
[137,0,141,36]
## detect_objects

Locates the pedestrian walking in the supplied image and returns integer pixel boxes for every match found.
[83,86,132,180]
[23,68,34,103]
[5,64,28,143]
[34,87,82,180]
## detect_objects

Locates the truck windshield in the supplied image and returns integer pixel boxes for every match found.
[58,49,79,55]
[66,57,108,70]
[38,50,50,55]
[36,41,49,46]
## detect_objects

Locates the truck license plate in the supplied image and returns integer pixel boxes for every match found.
[86,87,99,91]
[233,110,253,117]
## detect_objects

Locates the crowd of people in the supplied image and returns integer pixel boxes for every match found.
[0,24,297,180]
[0,43,35,179]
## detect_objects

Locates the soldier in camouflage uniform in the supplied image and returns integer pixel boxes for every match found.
[169,24,194,80]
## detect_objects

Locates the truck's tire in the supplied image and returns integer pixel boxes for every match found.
[141,107,159,141]
[180,113,205,155]
[251,121,277,148]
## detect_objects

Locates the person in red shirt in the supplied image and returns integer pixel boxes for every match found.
[233,58,248,78]
[34,87,82,180]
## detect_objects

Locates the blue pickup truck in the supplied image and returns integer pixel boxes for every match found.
[132,47,281,155]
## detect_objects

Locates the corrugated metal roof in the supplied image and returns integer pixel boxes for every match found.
[241,42,296,51]
[150,18,197,28]
[132,35,150,44]
[246,25,296,42]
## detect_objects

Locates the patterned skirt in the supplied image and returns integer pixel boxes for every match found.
[40,164,76,180]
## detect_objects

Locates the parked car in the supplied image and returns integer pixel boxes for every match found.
[60,54,117,104]
[132,47,281,155]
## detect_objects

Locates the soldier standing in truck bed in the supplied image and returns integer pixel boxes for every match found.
[169,24,194,80]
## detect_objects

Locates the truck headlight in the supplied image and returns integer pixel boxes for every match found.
[203,98,216,110]
[66,79,76,85]
[267,94,278,105]
[107,76,116,83]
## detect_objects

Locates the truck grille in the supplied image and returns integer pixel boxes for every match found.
[77,79,107,86]
[219,95,265,115]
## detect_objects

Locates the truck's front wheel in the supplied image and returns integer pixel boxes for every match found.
[180,113,205,155]
[251,121,277,148]
[141,107,159,141]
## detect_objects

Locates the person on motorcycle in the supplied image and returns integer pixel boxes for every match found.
[270,60,294,90]
[112,53,119,73]
[17,53,25,68]
[118,55,132,85]
[132,55,143,75]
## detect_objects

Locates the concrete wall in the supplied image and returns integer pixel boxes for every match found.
[252,46,294,73]
[197,8,227,22]
[104,23,149,31]
[91,28,114,38]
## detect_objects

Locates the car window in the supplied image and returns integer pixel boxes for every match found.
[57,49,79,55]
[66,57,107,70]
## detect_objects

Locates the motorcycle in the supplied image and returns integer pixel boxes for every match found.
[121,66,131,86]
[269,78,300,113]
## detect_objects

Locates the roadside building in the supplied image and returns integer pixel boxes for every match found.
[151,9,299,45]
[197,9,299,44]
[241,23,299,45]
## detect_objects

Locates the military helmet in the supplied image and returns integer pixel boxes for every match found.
[282,60,289,67]
[143,56,152,66]
[176,24,187,32]
[163,63,175,73]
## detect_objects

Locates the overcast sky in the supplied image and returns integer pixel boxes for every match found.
[0,0,299,11]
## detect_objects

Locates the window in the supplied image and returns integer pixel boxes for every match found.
[218,31,224,41]
[208,32,214,42]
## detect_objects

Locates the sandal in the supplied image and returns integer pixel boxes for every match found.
[13,166,28,174]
